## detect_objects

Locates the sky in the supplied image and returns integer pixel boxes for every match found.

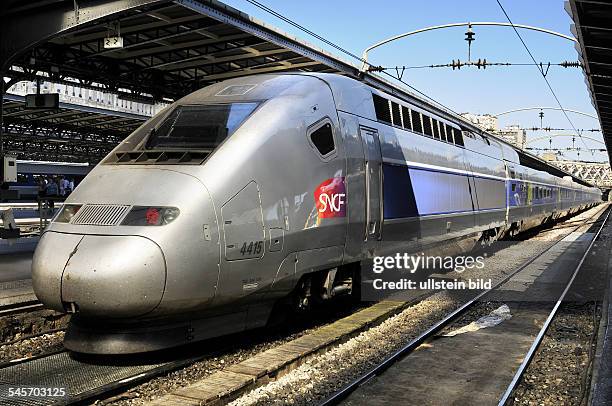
[222,0,607,163]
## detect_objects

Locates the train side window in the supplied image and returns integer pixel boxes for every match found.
[445,124,454,143]
[453,128,464,146]
[411,110,422,134]
[432,119,439,139]
[440,122,448,142]
[372,94,391,124]
[308,120,335,157]
[391,102,401,127]
[401,106,412,131]
[422,115,433,137]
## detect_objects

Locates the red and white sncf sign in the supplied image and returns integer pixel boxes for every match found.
[314,177,346,218]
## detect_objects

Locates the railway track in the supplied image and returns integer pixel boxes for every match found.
[0,300,43,317]
[498,207,611,405]
[320,204,611,405]
[0,298,369,405]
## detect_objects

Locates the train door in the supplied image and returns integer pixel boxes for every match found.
[506,162,515,223]
[359,127,382,241]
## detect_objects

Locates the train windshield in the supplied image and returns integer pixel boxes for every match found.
[145,102,259,149]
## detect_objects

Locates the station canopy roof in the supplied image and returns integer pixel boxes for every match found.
[2,0,350,103]
[1,94,146,163]
[567,0,612,163]
[1,0,359,162]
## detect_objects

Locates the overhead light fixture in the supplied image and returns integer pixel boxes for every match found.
[25,93,59,110]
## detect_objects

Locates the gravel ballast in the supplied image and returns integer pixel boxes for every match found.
[511,303,597,406]
[0,310,68,363]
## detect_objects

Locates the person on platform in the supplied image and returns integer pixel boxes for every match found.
[45,176,58,210]
[59,176,66,196]
[62,177,70,195]
[37,177,47,200]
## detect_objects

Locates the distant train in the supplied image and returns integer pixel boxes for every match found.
[32,73,601,354]
[7,160,90,200]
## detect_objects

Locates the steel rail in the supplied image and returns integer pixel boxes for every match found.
[498,205,612,405]
[0,299,43,317]
[320,204,609,406]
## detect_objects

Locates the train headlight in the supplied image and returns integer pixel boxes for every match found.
[121,206,180,226]
[162,207,180,224]
[54,205,82,223]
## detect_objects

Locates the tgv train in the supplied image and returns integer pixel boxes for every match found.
[32,73,601,353]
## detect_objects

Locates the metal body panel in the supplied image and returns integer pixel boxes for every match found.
[61,235,166,318]
[38,166,221,316]
[360,127,383,241]
[295,246,344,279]
[32,232,84,312]
[222,181,265,261]
[193,75,347,306]
[339,113,369,263]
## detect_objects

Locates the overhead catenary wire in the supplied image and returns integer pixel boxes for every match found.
[495,0,592,155]
[371,60,582,72]
[246,0,591,156]
[244,0,364,63]
[243,0,461,117]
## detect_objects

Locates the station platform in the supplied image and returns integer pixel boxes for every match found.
[0,251,35,308]
[591,218,612,405]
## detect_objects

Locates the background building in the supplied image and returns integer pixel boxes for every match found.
[460,113,498,132]
[460,113,526,149]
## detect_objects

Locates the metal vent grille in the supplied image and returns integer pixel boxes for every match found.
[72,204,131,226]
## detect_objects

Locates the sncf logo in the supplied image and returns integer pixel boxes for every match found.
[315,177,346,218]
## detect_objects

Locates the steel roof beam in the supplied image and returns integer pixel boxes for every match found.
[155,47,288,71]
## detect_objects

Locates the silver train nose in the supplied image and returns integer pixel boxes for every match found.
[32,231,166,318]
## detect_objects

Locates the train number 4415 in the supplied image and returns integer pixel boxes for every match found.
[240,241,263,256]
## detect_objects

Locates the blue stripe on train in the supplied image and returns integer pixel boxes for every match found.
[383,163,500,219]
[382,163,419,219]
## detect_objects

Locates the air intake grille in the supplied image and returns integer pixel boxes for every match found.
[72,204,131,226]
